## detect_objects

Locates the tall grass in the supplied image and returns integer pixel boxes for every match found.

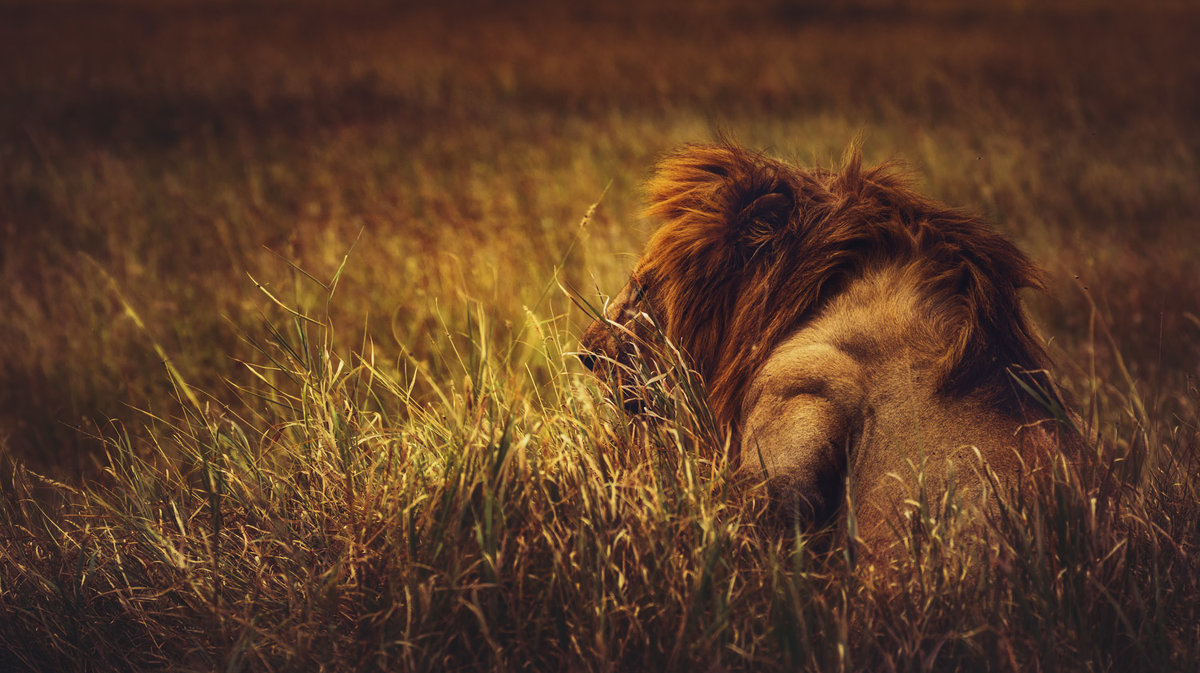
[1,2,1198,670]
[2,260,1196,671]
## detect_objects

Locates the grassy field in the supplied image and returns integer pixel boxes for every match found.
[1,1,1198,670]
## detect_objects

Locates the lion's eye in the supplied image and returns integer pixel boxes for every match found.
[633,281,648,304]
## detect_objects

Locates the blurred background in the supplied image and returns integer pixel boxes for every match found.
[2,0,1197,476]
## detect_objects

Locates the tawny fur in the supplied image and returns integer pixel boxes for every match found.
[581,143,1079,557]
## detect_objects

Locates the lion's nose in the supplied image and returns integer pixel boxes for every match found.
[577,352,597,370]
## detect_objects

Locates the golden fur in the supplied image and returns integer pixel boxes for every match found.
[581,143,1079,556]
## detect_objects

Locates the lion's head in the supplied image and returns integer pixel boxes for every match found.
[582,143,1079,554]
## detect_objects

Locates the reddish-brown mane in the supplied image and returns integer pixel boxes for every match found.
[637,143,1048,432]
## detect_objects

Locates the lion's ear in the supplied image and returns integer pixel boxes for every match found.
[645,144,797,249]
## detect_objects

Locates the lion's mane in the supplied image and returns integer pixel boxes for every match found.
[636,143,1049,431]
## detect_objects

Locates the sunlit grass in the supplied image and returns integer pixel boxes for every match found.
[1,1,1198,670]
[2,261,1197,671]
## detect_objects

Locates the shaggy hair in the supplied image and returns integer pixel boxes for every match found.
[634,143,1049,431]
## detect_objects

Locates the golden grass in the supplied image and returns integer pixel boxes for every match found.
[2,272,1196,670]
[1,1,1197,670]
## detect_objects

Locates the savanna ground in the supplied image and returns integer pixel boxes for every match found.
[1,0,1198,671]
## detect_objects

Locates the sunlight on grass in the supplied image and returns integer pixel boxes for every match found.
[1,1,1197,670]
[2,257,1198,671]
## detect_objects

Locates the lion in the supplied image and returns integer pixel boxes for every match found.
[580,143,1081,558]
